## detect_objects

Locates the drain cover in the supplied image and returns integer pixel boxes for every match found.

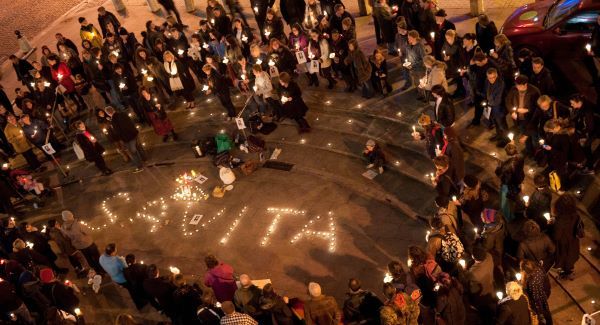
[263,161,294,171]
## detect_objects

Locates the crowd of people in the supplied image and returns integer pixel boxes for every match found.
[0,0,599,324]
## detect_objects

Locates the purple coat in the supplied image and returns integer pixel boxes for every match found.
[204,262,237,302]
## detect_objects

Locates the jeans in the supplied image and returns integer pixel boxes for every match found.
[253,95,268,114]
[361,80,374,98]
[107,80,125,110]
[492,109,508,137]
[124,138,144,168]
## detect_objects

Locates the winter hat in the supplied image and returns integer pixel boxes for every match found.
[463,174,479,188]
[39,268,55,284]
[62,210,74,222]
[481,208,497,224]
[308,282,322,297]
[435,9,447,17]
[365,139,376,147]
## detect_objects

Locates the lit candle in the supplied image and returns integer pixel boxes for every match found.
[543,212,551,221]
[383,272,393,283]
[515,272,522,281]
[119,82,126,89]
[177,49,184,55]
[222,57,229,64]
[522,195,530,206]
[242,35,248,42]
[442,50,446,56]
[43,81,51,87]
[452,195,457,202]
[508,132,514,141]
[496,291,504,300]
[474,227,478,236]
[253,6,258,12]
[169,266,180,274]
[407,258,412,267]
[141,68,148,75]
[74,308,82,316]
[458,259,466,269]
[202,43,209,49]
[268,60,275,66]
[539,139,545,145]
[412,125,416,133]
[586,43,592,52]
[241,74,246,80]
[202,85,209,91]
[490,49,495,54]
[425,230,430,241]
[147,76,154,82]
[430,31,435,39]
[329,53,335,59]
[57,73,63,80]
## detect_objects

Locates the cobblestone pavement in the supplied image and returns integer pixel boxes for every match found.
[0,0,105,60]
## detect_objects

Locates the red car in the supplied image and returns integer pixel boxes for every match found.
[500,0,600,57]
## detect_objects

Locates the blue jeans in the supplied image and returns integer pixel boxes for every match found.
[500,184,512,221]
[361,81,374,98]
[124,138,144,168]
[253,94,268,114]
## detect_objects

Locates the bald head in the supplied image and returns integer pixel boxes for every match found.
[240,274,251,287]
[221,301,235,314]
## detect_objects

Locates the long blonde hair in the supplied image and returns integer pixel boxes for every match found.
[505,281,523,300]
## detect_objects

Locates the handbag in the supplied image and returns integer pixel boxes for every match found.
[169,76,184,91]
[73,141,85,160]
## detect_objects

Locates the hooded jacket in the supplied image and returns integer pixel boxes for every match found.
[60,220,93,250]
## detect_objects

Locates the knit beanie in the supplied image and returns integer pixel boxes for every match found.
[39,268,55,284]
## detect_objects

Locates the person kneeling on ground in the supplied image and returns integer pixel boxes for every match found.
[363,139,385,174]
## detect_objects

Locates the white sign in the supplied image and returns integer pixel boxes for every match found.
[189,214,203,225]
[235,117,246,130]
[308,60,320,74]
[295,51,307,64]
[269,65,279,78]
[42,143,56,155]
[194,174,208,184]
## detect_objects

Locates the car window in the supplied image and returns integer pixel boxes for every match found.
[563,10,600,32]
[546,0,581,27]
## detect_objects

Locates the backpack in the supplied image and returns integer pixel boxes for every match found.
[215,133,233,154]
[548,171,561,192]
[435,232,464,263]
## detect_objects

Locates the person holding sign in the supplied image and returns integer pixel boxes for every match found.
[203,65,237,120]
[4,114,42,171]
[268,39,297,76]
[20,114,63,161]
[307,29,336,89]
[279,72,310,133]
[74,120,112,176]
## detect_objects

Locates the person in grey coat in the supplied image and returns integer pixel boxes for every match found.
[60,210,105,275]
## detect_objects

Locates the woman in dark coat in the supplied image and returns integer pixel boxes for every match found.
[259,283,295,325]
[74,120,112,175]
[475,14,498,53]
[517,220,555,273]
[268,38,297,75]
[135,47,171,98]
[490,34,517,87]
[370,49,392,96]
[163,50,196,108]
[550,193,581,279]
[140,87,178,142]
[281,0,306,27]
[345,39,374,98]
[279,72,310,133]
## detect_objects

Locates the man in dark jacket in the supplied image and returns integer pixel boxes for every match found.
[97,6,121,38]
[9,55,34,91]
[530,57,555,95]
[329,4,354,32]
[506,75,540,155]
[342,278,383,325]
[485,68,508,146]
[39,268,80,316]
[569,94,597,173]
[203,65,236,119]
[105,106,145,171]
[233,274,265,321]
[55,33,79,55]
[143,264,177,319]
[124,254,149,310]
[469,52,498,127]
[433,9,455,60]
[525,95,570,144]
[400,0,420,32]
[431,84,455,127]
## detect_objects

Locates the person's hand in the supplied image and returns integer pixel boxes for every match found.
[519,135,528,144]
[517,108,528,114]
[206,89,212,95]
[490,52,498,59]
[412,132,421,140]
[380,73,386,78]
[579,138,587,146]
[443,55,449,61]
[511,112,518,120]
[543,145,552,150]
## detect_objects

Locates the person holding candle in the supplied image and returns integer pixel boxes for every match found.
[74,120,112,175]
[264,9,286,44]
[495,281,532,325]
[542,119,571,192]
[363,139,385,174]
[140,87,178,142]
[104,106,146,173]
[525,173,553,231]
[308,29,336,89]
[372,0,397,55]
[20,114,63,161]
[203,64,237,120]
[432,9,455,60]
[370,49,393,96]
[164,51,196,109]
[231,52,254,93]
[4,114,41,172]
[412,114,444,159]
[505,75,540,156]
[203,254,238,303]
[278,72,311,133]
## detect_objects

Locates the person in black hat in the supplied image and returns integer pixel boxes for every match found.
[433,9,455,60]
[97,6,121,38]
